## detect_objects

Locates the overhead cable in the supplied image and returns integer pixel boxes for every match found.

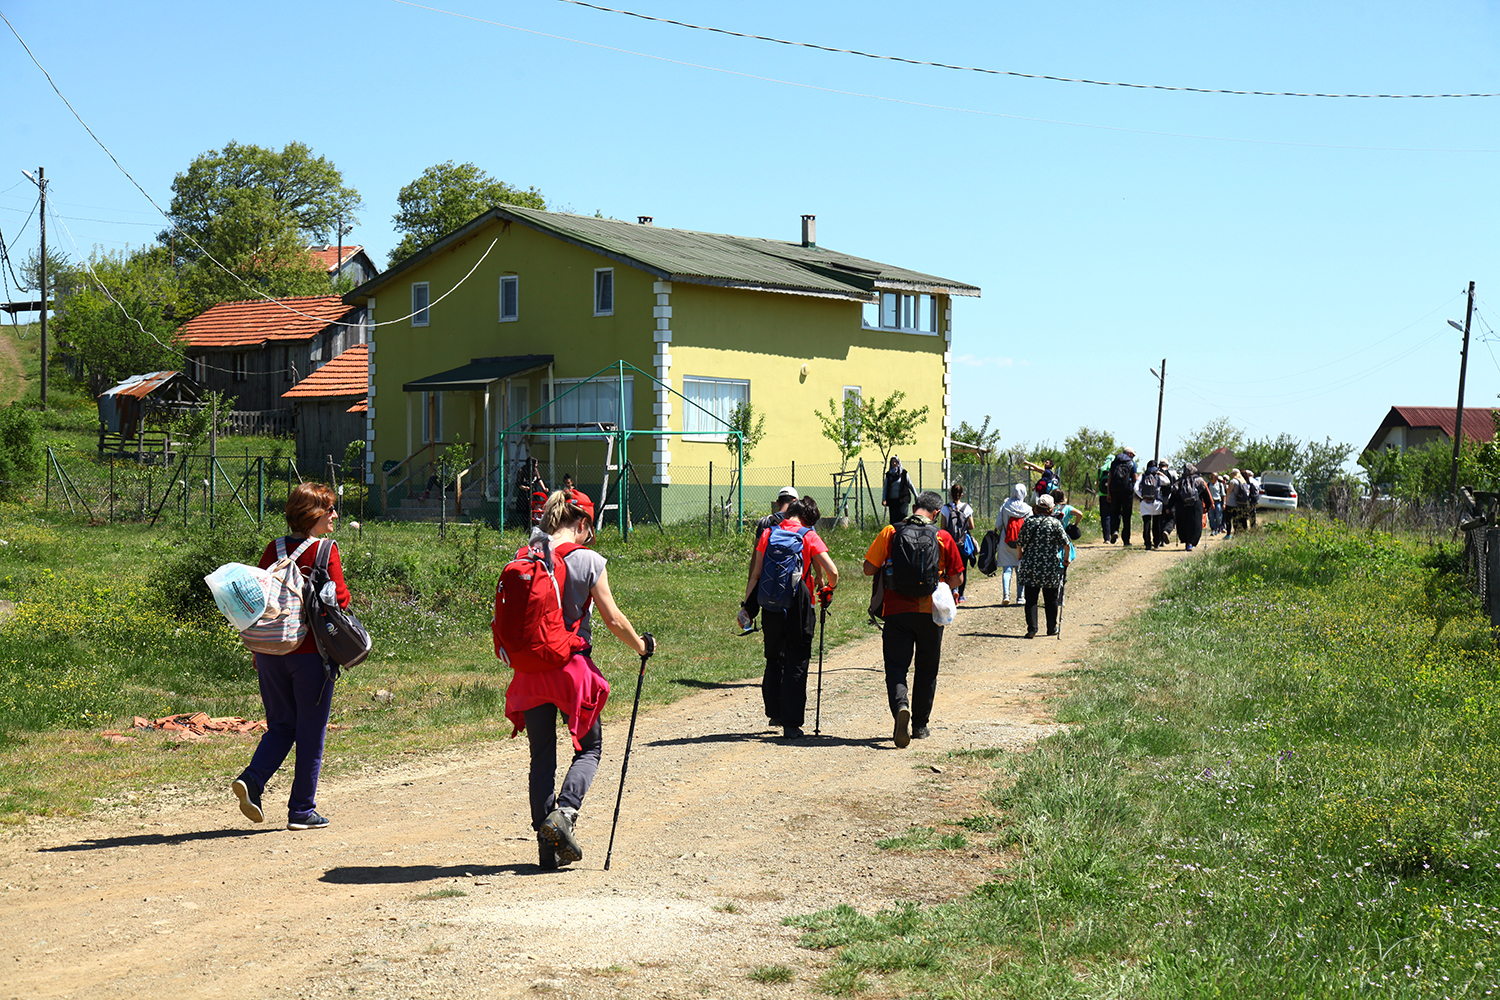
[550,0,1500,100]
[389,1,1500,152]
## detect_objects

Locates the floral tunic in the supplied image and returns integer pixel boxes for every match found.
[1017,514,1068,588]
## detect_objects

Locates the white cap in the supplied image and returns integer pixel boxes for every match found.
[777,486,798,501]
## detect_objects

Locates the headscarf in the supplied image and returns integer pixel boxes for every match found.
[889,456,902,473]
[998,483,1032,527]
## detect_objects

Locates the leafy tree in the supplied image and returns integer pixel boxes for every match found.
[163,141,360,310]
[951,415,1000,465]
[725,401,766,465]
[860,390,930,471]
[1059,427,1118,508]
[19,247,76,298]
[813,393,862,472]
[0,403,41,500]
[1172,417,1246,467]
[53,246,184,394]
[1299,437,1356,489]
[1238,433,1303,477]
[389,161,546,267]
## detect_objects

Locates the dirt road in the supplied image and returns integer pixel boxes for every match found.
[1,535,1200,999]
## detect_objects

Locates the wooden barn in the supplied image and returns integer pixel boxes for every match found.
[282,345,368,478]
[96,370,201,463]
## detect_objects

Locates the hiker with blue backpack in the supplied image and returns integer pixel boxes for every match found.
[231,482,348,831]
[743,496,839,740]
[496,488,655,870]
[864,491,965,747]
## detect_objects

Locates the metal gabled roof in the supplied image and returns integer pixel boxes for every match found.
[347,208,980,305]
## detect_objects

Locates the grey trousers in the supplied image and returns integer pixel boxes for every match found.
[523,704,603,831]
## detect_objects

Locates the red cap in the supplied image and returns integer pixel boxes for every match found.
[569,489,595,524]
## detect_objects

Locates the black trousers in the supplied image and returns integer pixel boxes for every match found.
[1141,513,1162,548]
[1112,501,1133,543]
[887,501,909,525]
[1023,583,1060,634]
[761,607,812,728]
[882,611,943,727]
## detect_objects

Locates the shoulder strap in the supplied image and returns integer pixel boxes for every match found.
[275,537,287,560]
[315,538,335,572]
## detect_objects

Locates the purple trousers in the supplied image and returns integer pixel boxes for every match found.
[242,652,334,822]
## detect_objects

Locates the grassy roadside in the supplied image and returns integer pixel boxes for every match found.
[0,505,888,823]
[789,513,1500,997]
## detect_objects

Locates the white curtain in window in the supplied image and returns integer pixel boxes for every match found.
[683,378,747,436]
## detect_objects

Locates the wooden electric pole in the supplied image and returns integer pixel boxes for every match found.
[22,167,48,409]
[1151,359,1166,462]
[1450,281,1476,498]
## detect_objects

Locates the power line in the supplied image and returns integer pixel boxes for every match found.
[549,0,1500,100]
[1,10,500,329]
[389,1,1500,153]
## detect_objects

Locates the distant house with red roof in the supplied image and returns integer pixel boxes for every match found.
[174,295,366,414]
[1362,406,1500,459]
[282,344,369,471]
[307,244,378,287]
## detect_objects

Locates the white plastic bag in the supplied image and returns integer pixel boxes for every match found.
[204,562,272,632]
[930,581,956,626]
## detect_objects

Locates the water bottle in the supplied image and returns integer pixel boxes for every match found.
[737,606,753,632]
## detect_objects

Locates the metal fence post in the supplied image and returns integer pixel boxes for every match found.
[707,461,713,540]
[257,456,265,524]
[44,447,51,510]
[109,456,115,523]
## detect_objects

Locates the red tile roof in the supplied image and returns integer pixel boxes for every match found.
[283,345,369,400]
[175,296,353,349]
[1364,405,1500,454]
[346,400,368,413]
[308,245,365,273]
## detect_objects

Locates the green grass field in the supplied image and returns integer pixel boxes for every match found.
[0,501,886,821]
[788,514,1500,998]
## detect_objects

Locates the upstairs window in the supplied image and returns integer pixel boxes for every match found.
[411,282,430,327]
[863,292,939,334]
[594,268,614,316]
[499,275,519,322]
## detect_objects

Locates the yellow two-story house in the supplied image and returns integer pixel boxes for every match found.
[344,207,979,522]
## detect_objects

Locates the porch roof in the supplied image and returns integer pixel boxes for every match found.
[402,354,555,393]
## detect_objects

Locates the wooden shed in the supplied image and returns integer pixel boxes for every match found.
[96,370,201,463]
[282,345,368,477]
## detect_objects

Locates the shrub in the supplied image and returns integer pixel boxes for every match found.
[0,404,42,500]
[148,513,265,619]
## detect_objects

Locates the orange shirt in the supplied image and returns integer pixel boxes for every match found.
[864,522,962,616]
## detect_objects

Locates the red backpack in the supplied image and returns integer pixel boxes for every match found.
[492,540,586,672]
[1004,514,1025,549]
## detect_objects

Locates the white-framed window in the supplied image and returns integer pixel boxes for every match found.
[233,352,247,383]
[411,282,430,327]
[187,355,205,383]
[499,275,519,322]
[862,292,940,334]
[545,377,634,437]
[420,391,443,444]
[842,385,862,443]
[682,376,748,440]
[594,268,614,316]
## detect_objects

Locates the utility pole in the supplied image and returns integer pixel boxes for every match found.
[21,167,47,409]
[1150,359,1166,462]
[1450,281,1476,498]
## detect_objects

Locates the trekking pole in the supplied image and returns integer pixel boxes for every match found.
[1056,565,1068,641]
[814,598,828,736]
[604,632,655,871]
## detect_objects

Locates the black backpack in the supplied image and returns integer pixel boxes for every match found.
[941,503,970,547]
[977,530,1000,576]
[1108,457,1134,502]
[1139,473,1160,503]
[888,520,941,597]
[305,539,372,670]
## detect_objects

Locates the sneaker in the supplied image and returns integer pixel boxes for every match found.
[783,726,805,739]
[539,808,584,864]
[537,834,558,871]
[1001,598,1011,606]
[288,811,329,831]
[232,777,263,824]
[912,725,931,739]
[1046,629,1058,636]
[1186,544,1195,552]
[893,705,911,748]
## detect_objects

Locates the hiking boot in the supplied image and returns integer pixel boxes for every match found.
[539,808,583,864]
[893,705,911,748]
[288,811,330,831]
[1024,630,1037,639]
[231,776,263,823]
[537,834,558,871]
[912,725,931,739]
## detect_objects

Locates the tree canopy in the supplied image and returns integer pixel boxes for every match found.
[162,141,360,310]
[52,246,181,394]
[951,415,1000,465]
[860,390,929,470]
[389,161,546,267]
[813,393,862,472]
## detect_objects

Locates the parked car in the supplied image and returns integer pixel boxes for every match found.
[1258,470,1298,511]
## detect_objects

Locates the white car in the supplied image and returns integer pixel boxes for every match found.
[1257,470,1298,511]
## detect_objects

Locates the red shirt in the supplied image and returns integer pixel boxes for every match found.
[258,535,350,657]
[756,517,829,598]
[864,522,962,616]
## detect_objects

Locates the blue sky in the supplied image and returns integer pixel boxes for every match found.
[4,0,1500,466]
